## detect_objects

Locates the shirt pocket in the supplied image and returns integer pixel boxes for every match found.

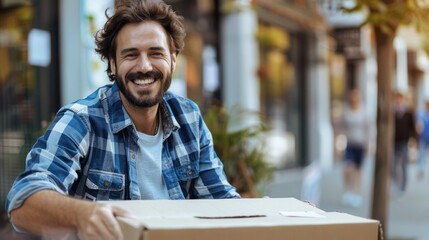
[84,169,125,201]
[175,162,199,181]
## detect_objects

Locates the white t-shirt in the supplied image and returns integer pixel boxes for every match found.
[343,106,369,146]
[135,127,169,199]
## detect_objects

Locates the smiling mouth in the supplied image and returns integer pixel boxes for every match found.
[132,78,156,86]
[126,71,162,87]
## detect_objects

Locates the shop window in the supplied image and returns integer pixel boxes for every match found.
[0,4,36,209]
[0,1,59,214]
[257,23,305,168]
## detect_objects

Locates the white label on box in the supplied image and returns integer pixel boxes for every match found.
[279,211,326,218]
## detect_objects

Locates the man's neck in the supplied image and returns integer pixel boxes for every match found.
[121,97,159,134]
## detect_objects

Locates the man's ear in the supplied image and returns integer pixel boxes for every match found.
[171,53,177,72]
[109,58,116,75]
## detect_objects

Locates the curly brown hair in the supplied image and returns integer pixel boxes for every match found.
[94,0,186,81]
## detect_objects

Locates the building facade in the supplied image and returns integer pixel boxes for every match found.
[0,0,60,211]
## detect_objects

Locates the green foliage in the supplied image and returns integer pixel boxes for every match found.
[343,0,429,35]
[203,106,274,195]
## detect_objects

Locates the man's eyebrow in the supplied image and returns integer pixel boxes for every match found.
[149,46,167,52]
[120,46,167,56]
[120,48,138,56]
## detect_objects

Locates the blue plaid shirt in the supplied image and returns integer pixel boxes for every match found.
[6,83,239,214]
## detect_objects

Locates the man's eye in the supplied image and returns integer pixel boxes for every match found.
[125,53,138,58]
[152,52,163,57]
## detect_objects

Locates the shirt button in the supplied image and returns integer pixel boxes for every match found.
[131,153,136,159]
[187,169,193,175]
[103,181,110,187]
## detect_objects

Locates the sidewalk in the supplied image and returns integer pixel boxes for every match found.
[262,159,429,240]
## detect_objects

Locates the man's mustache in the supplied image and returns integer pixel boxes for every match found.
[126,71,163,81]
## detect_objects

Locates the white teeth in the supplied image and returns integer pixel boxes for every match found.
[134,79,155,85]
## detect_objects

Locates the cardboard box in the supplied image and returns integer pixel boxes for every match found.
[105,198,379,240]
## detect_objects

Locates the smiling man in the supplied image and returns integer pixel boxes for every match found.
[5,1,239,239]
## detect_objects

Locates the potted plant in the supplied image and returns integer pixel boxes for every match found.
[203,106,274,197]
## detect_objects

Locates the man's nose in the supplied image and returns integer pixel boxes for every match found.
[139,54,153,72]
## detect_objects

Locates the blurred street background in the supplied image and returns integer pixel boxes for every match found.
[264,155,429,240]
[1,0,429,239]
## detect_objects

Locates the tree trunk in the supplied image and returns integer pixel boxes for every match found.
[371,26,396,238]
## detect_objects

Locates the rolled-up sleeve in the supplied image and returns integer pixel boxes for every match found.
[5,109,90,216]
[193,106,240,199]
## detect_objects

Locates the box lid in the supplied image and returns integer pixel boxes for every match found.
[105,198,379,240]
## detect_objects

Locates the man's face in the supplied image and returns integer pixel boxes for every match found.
[111,21,176,108]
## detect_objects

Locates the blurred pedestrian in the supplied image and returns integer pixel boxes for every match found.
[416,99,429,180]
[341,89,370,208]
[392,91,416,194]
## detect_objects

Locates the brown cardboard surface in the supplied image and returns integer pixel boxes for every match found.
[105,198,379,240]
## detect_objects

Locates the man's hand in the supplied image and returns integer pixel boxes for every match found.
[77,203,132,240]
[9,190,134,240]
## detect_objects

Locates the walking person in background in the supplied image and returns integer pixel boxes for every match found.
[416,99,429,180]
[392,91,417,195]
[341,89,370,208]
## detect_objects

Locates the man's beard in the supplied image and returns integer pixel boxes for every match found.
[116,70,172,108]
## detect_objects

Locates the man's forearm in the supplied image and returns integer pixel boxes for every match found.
[10,189,95,236]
